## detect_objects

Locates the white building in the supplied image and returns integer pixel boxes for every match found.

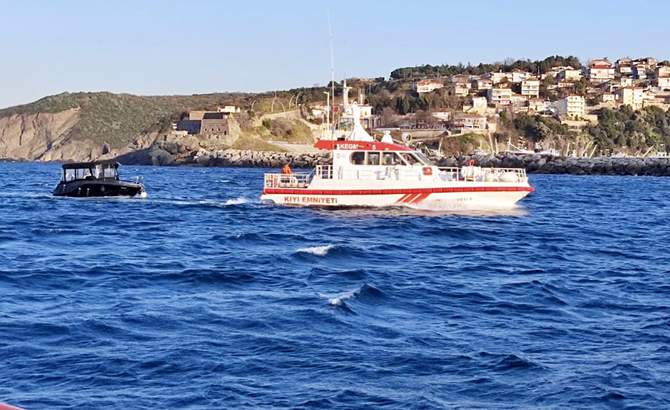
[472,96,487,112]
[416,80,444,94]
[432,110,452,122]
[453,113,487,130]
[616,87,644,110]
[511,70,532,83]
[557,95,585,119]
[521,77,540,98]
[588,59,615,84]
[529,98,551,113]
[558,69,583,81]
[218,106,240,113]
[489,72,511,84]
[601,93,616,104]
[475,78,493,91]
[487,87,512,105]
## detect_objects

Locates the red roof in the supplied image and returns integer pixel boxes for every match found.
[314,140,412,152]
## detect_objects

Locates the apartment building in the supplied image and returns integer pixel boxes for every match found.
[453,113,487,130]
[588,59,615,84]
[616,87,644,110]
[415,80,444,94]
[521,77,540,98]
[557,95,585,119]
[487,86,512,105]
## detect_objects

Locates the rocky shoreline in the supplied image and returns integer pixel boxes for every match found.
[436,154,670,176]
[124,144,670,176]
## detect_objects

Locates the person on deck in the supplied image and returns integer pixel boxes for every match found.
[282,163,292,174]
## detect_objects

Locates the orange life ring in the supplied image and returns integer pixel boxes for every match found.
[468,159,475,166]
[423,166,433,176]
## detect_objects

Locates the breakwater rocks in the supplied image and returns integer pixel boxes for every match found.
[145,145,332,169]
[193,149,332,168]
[119,142,670,176]
[437,154,670,176]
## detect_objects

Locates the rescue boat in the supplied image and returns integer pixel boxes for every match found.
[261,104,534,209]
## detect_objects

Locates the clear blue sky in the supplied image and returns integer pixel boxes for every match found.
[1,0,669,109]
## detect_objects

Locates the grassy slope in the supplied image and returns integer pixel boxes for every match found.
[0,92,250,149]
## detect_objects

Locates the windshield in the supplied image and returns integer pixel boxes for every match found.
[414,152,434,166]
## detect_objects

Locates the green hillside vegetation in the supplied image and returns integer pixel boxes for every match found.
[0,92,249,149]
[261,118,314,144]
[586,106,670,151]
[3,54,670,155]
[390,55,582,80]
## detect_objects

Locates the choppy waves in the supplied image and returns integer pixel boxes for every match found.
[0,165,669,409]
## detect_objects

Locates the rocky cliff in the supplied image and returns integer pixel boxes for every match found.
[0,91,247,162]
[0,109,87,161]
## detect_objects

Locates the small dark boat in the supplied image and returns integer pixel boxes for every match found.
[53,160,146,198]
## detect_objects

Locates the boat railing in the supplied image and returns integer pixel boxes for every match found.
[264,173,310,188]
[438,166,528,182]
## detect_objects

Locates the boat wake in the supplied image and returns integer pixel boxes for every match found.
[407,202,529,216]
[223,197,251,205]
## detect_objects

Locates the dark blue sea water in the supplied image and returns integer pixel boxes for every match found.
[1,162,669,409]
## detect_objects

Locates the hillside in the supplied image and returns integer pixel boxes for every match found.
[0,92,250,161]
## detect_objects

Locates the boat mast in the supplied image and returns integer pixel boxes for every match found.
[327,8,335,138]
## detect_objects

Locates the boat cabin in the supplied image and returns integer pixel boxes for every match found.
[315,140,433,168]
[60,161,120,183]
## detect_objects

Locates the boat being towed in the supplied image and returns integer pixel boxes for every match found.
[53,160,146,198]
[261,104,533,209]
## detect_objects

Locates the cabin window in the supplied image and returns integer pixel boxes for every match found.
[350,152,365,165]
[64,170,75,182]
[103,165,117,179]
[399,152,422,166]
[367,152,380,166]
[75,169,93,180]
[382,152,401,166]
[414,152,434,166]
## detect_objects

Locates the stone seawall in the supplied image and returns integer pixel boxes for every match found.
[438,154,670,176]
[123,144,670,176]
[140,146,332,169]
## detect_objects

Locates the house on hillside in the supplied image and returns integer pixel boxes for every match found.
[588,59,615,84]
[176,110,234,135]
[415,80,444,94]
[558,69,582,81]
[521,77,540,98]
[616,87,644,110]
[452,113,487,130]
[557,95,585,119]
[487,86,512,105]
[601,92,616,104]
[449,81,471,97]
[475,78,493,91]
[529,98,551,113]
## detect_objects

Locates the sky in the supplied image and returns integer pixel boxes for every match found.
[1,0,669,109]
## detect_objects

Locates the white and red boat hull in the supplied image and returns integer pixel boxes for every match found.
[262,184,533,208]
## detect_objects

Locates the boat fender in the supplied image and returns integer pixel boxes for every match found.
[468,159,475,166]
[422,167,433,176]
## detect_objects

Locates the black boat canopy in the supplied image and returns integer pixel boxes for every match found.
[62,160,120,170]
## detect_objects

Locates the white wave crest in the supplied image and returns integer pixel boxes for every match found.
[297,244,335,256]
[324,289,357,307]
[328,298,344,306]
[224,197,250,205]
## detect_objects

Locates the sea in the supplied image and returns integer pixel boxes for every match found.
[0,162,669,409]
